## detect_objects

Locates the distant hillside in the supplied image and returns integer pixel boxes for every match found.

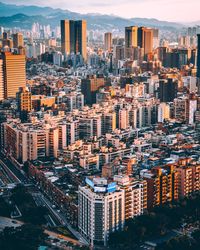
[0,2,184,31]
[0,2,67,16]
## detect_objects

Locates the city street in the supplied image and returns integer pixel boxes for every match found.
[0,153,89,246]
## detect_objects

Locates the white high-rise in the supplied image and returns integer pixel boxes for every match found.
[78,177,125,246]
[158,103,170,123]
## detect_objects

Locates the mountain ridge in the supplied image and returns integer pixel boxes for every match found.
[0,2,185,31]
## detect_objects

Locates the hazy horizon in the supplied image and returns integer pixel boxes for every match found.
[1,0,200,23]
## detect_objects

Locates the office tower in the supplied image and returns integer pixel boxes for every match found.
[125,26,138,48]
[1,52,26,99]
[61,20,70,55]
[13,33,24,48]
[81,75,105,105]
[61,20,87,61]
[125,26,153,59]
[125,26,138,58]
[141,165,179,209]
[138,27,153,57]
[159,77,178,102]
[78,177,125,246]
[104,32,112,51]
[197,34,200,78]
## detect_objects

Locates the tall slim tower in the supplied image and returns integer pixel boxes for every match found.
[197,34,200,94]
[138,27,153,57]
[125,26,138,59]
[13,33,24,48]
[125,26,138,48]
[61,20,70,56]
[75,20,87,62]
[61,20,87,62]
[197,34,200,78]
[104,32,112,51]
[1,52,26,99]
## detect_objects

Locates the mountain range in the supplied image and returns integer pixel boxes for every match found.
[0,2,191,31]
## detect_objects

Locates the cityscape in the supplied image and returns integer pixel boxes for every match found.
[0,1,200,250]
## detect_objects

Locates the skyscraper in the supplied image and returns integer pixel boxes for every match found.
[13,33,24,48]
[61,20,70,56]
[138,27,153,57]
[61,20,87,61]
[125,26,138,58]
[104,32,112,51]
[125,26,138,48]
[159,77,178,102]
[197,34,200,78]
[125,26,153,59]
[1,52,26,99]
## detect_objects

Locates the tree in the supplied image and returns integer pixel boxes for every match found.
[0,224,47,250]
[109,193,200,249]
[192,229,200,242]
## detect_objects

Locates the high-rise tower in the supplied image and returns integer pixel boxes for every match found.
[138,27,153,57]
[104,32,112,51]
[197,34,200,78]
[1,52,26,99]
[61,20,87,62]
[13,33,24,48]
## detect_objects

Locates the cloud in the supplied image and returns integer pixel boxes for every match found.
[1,0,200,22]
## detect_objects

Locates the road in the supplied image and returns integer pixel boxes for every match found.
[45,230,82,246]
[0,217,82,246]
[0,154,29,185]
[0,153,89,246]
[38,193,89,246]
[0,159,21,185]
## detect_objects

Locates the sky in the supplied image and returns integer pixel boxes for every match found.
[2,0,200,23]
